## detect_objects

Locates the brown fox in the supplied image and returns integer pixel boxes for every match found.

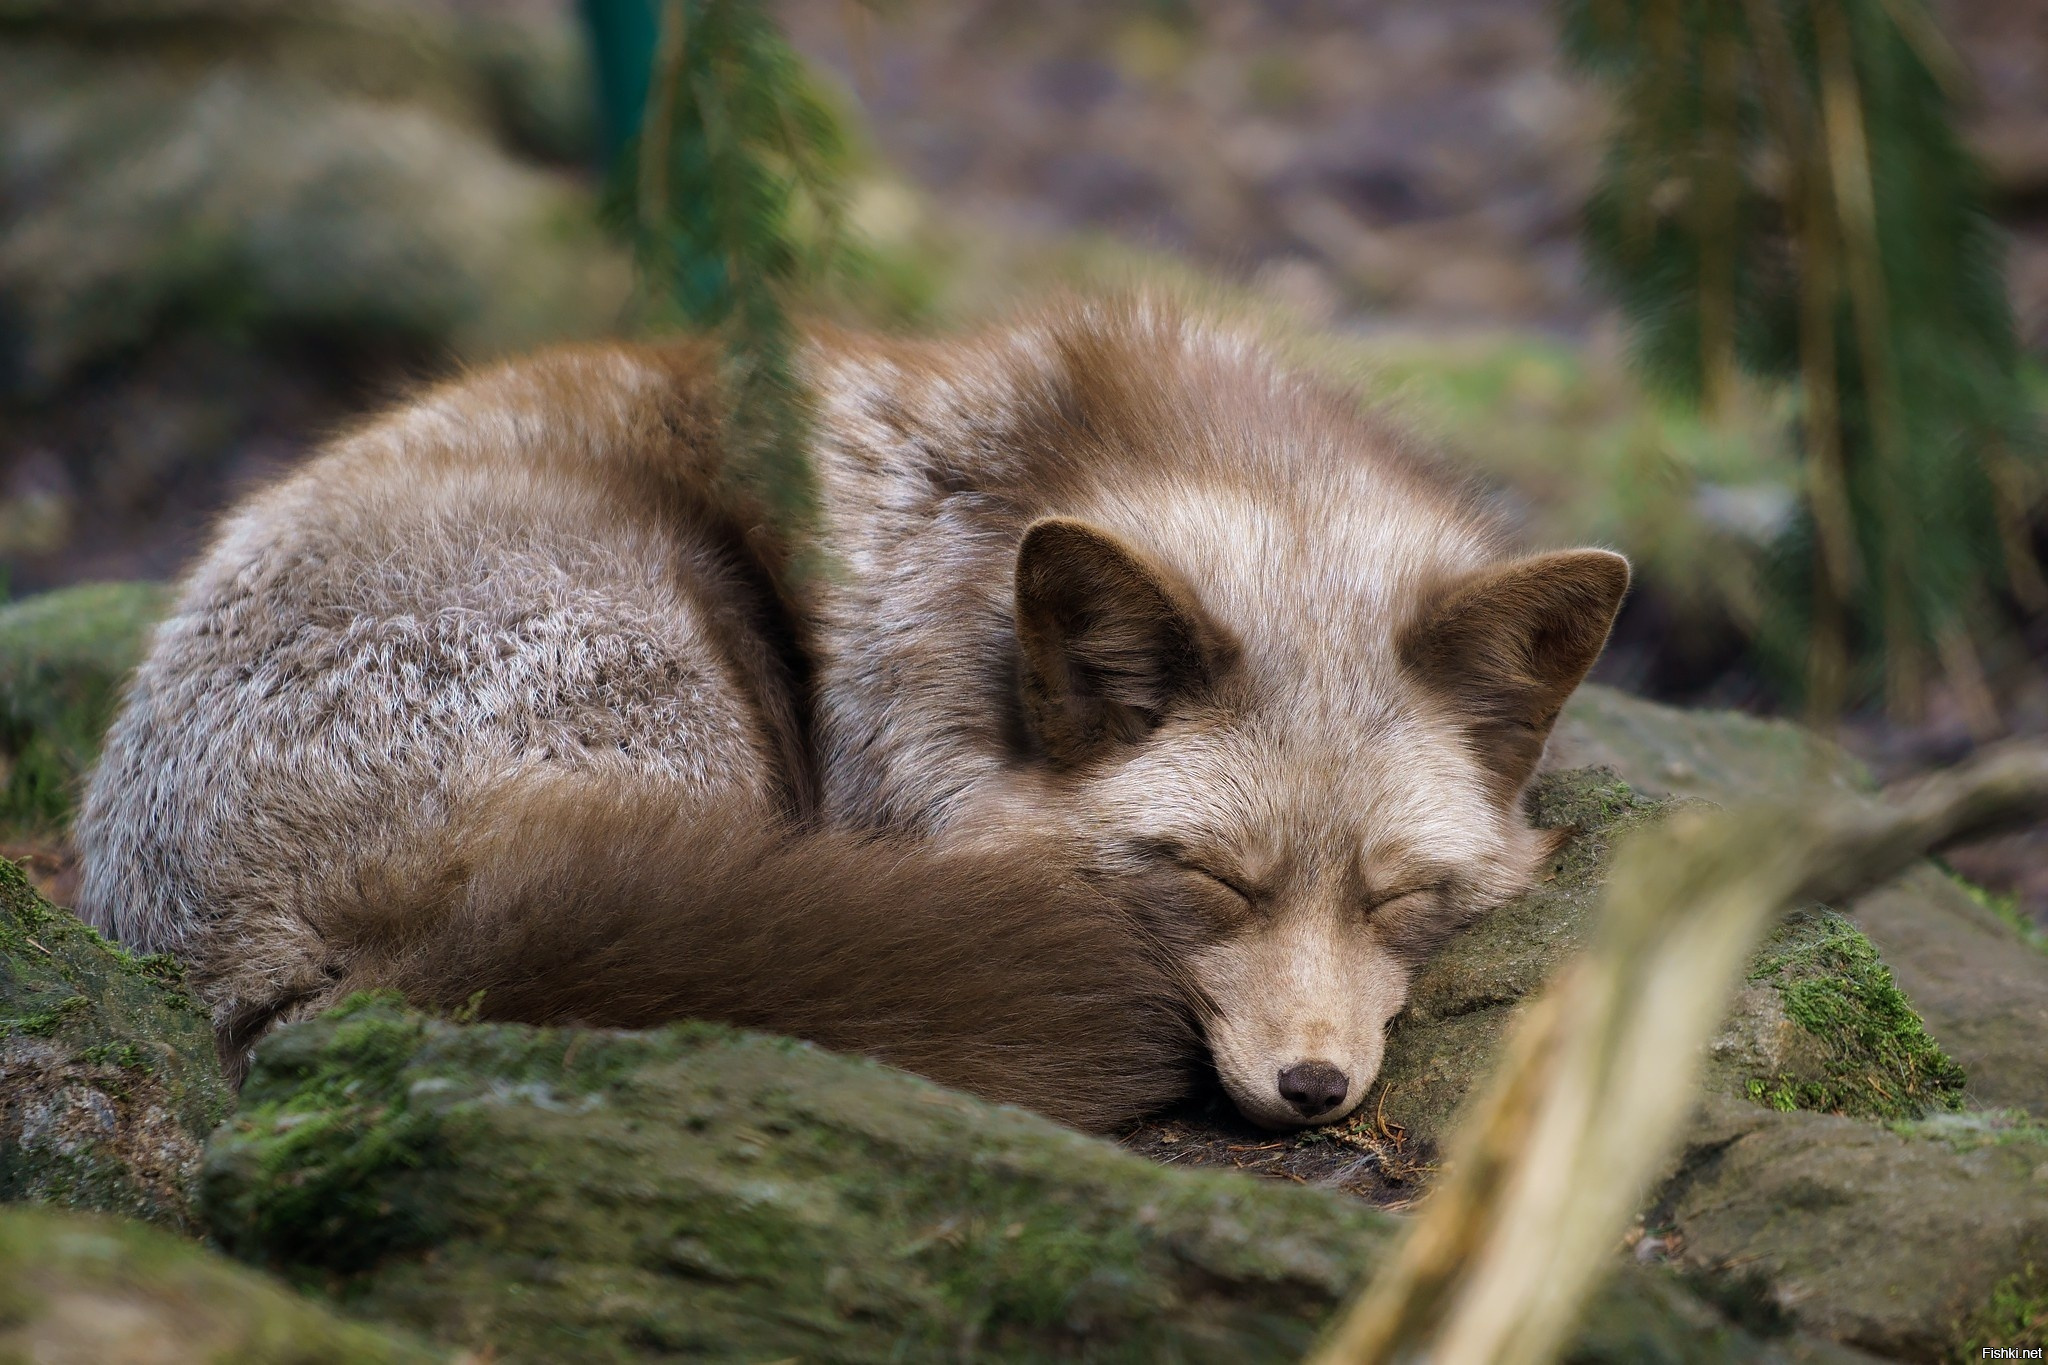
[75,298,1626,1132]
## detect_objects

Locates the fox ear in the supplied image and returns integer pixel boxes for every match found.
[1403,549,1629,799]
[1014,518,1232,764]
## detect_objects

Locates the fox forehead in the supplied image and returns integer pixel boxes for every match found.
[1078,472,1496,661]
[1079,699,1521,889]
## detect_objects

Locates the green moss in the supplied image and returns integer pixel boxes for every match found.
[1744,910,1966,1120]
[200,995,1821,1364]
[1,855,230,1230]
[1369,768,1672,1149]
[1959,1267,2048,1360]
[205,996,1384,1358]
[1890,1109,2048,1154]
[206,995,450,1277]
[0,582,168,832]
[8,990,93,1038]
[1527,764,1664,840]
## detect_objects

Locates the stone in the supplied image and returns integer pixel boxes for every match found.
[0,857,230,1231]
[1846,866,2048,1118]
[1550,683,1871,806]
[0,1204,444,1362]
[1655,1099,2048,1361]
[1367,767,1961,1152]
[1556,683,2048,1119]
[0,11,627,397]
[199,994,1867,1364]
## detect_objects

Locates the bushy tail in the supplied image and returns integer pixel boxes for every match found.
[322,775,1207,1133]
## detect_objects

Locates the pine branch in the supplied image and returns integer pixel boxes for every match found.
[594,0,865,573]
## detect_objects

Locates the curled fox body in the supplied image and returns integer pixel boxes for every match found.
[77,300,1626,1131]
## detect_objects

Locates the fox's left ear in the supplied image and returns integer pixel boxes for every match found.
[1014,518,1235,765]
[1402,549,1630,799]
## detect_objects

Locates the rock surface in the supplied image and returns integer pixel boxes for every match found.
[1847,866,2048,1118]
[0,3,622,395]
[0,855,229,1231]
[0,2,630,590]
[1556,683,2048,1118]
[201,995,1867,1365]
[1656,1100,2048,1361]
[1366,766,1963,1152]
[0,1203,444,1363]
[1551,684,1871,805]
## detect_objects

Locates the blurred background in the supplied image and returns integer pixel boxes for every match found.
[1,0,2044,911]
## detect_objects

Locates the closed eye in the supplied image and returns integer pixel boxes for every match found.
[1365,884,1442,917]
[1186,865,1253,902]
[1130,839,1256,903]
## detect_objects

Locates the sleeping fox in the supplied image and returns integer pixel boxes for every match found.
[75,298,1626,1132]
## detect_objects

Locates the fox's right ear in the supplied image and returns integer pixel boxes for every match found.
[1402,549,1630,799]
[1013,518,1234,765]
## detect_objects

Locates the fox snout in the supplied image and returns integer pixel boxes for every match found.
[1276,1059,1351,1121]
[1190,926,1409,1130]
[1215,1022,1391,1130]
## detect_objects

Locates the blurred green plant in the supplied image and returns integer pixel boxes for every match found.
[580,0,875,564]
[1563,0,2044,722]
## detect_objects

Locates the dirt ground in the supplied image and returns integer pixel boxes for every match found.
[782,0,2048,346]
[1118,1085,1435,1210]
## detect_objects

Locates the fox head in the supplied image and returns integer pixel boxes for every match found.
[996,514,1628,1129]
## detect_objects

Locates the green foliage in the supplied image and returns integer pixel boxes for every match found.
[1563,0,2043,716]
[1961,1266,2048,1358]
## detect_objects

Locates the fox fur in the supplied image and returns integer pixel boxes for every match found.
[76,298,1626,1131]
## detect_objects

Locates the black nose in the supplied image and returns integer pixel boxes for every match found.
[1277,1060,1350,1118]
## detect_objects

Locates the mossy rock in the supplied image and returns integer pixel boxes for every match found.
[1848,865,2048,1118]
[0,856,230,1230]
[0,27,626,397]
[0,582,167,831]
[1722,909,1965,1121]
[1365,766,1961,1150]
[1557,683,2048,1118]
[200,995,1863,1365]
[1552,683,1870,805]
[1654,1099,2048,1361]
[0,1204,444,1362]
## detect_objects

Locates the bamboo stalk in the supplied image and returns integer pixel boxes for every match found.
[1988,443,2048,614]
[1935,618,2002,741]
[1872,0,1973,102]
[1696,12,1742,423]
